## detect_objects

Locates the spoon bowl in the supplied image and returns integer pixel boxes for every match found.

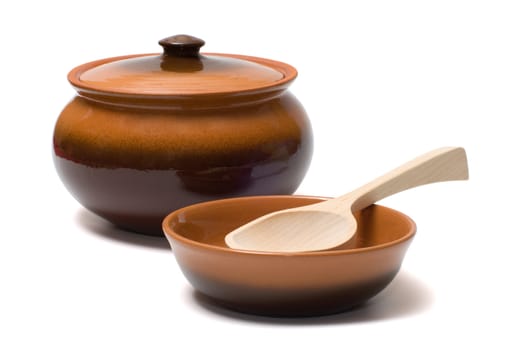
[226,210,355,252]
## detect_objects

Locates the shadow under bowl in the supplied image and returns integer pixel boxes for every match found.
[162,196,416,317]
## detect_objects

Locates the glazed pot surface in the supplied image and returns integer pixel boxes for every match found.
[53,35,313,235]
[54,93,312,235]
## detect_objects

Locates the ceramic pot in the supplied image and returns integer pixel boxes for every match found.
[53,35,313,235]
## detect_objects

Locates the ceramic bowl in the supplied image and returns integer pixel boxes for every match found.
[162,195,416,317]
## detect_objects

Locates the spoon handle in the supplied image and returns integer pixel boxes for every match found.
[332,147,469,214]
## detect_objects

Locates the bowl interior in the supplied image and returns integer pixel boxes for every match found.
[164,196,415,252]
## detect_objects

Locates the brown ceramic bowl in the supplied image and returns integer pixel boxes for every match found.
[162,195,416,317]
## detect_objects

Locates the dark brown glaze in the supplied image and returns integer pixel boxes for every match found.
[191,271,399,316]
[53,93,312,235]
[163,197,416,316]
[158,34,205,58]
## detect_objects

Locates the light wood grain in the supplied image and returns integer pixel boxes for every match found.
[225,147,469,253]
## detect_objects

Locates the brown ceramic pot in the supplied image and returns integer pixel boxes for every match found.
[53,35,313,235]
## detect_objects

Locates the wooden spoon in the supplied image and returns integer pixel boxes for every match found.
[225,147,468,253]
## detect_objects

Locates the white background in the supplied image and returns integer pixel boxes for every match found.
[1,0,526,348]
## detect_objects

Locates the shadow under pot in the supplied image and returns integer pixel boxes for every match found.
[53,34,313,236]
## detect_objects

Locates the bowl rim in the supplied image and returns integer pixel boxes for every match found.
[162,195,417,257]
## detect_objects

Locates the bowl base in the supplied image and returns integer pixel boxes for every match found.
[185,269,400,317]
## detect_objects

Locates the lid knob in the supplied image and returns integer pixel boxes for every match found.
[158,35,205,58]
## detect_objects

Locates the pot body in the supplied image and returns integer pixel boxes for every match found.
[53,92,312,235]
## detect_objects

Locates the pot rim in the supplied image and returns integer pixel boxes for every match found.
[68,53,298,99]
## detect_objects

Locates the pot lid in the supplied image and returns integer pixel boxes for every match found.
[68,35,297,96]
